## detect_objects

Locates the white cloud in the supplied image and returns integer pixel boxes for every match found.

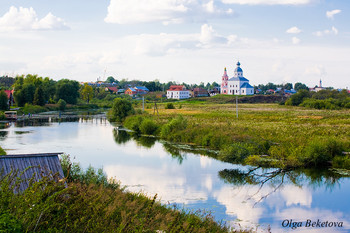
[304,65,326,76]
[286,26,301,34]
[199,24,227,45]
[326,9,341,19]
[105,0,235,24]
[221,0,315,5]
[0,6,69,31]
[203,0,215,13]
[314,26,338,37]
[129,24,233,56]
[105,0,189,24]
[292,36,300,44]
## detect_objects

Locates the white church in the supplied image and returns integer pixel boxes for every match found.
[221,61,254,95]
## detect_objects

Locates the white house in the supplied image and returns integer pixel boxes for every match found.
[222,61,254,95]
[166,85,190,99]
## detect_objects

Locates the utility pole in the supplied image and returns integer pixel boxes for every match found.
[236,95,238,118]
[142,96,145,112]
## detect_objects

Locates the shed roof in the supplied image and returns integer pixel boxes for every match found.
[0,153,64,192]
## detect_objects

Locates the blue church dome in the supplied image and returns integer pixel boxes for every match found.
[235,61,242,73]
[235,67,243,73]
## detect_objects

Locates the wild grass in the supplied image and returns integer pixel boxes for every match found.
[124,102,350,169]
[0,155,240,232]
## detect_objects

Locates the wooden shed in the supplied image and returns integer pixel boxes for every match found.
[0,153,64,192]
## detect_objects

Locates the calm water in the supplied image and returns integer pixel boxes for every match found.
[1,117,350,233]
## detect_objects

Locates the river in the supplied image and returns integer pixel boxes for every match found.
[1,116,350,232]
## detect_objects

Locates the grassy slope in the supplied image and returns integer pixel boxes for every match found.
[0,156,240,233]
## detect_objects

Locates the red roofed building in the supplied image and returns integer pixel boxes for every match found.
[105,87,118,93]
[166,85,190,99]
[4,90,13,99]
[3,90,14,107]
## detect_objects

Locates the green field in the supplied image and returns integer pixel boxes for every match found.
[127,99,350,170]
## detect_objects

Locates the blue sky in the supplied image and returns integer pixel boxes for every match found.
[0,0,349,88]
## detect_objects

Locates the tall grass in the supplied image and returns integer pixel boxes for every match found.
[0,155,235,232]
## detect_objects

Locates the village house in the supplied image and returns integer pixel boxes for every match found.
[166,85,190,100]
[125,87,137,96]
[191,87,209,97]
[309,79,325,92]
[209,87,220,97]
[105,87,118,94]
[134,86,149,95]
[124,86,149,97]
[221,61,254,96]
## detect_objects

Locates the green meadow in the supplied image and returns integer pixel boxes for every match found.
[126,98,350,170]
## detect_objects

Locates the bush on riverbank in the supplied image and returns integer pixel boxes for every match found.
[0,146,6,155]
[0,155,232,232]
[107,97,135,122]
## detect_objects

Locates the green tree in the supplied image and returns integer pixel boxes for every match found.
[42,77,57,103]
[80,83,94,103]
[14,83,36,106]
[33,86,46,106]
[0,90,8,110]
[57,99,66,111]
[283,83,293,90]
[105,76,115,83]
[285,89,311,106]
[294,82,309,91]
[55,79,80,104]
[108,98,134,122]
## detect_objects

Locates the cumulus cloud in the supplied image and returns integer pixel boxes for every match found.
[130,24,234,56]
[292,36,300,44]
[304,65,326,76]
[286,26,301,34]
[105,0,234,24]
[199,24,227,45]
[221,0,315,5]
[0,6,69,31]
[326,9,341,19]
[314,26,338,36]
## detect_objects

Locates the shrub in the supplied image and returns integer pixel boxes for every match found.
[124,115,144,134]
[108,98,135,122]
[0,212,23,232]
[160,115,187,139]
[22,104,47,114]
[302,139,344,167]
[0,146,6,155]
[165,103,175,109]
[219,142,253,163]
[57,99,66,111]
[285,89,311,106]
[0,112,5,120]
[333,155,350,169]
[139,118,158,135]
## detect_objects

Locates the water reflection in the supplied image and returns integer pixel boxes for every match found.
[113,129,131,144]
[2,118,350,232]
[218,167,346,207]
[0,130,8,140]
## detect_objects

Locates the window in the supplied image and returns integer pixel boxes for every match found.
[243,90,244,93]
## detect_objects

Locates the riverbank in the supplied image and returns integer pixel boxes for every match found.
[0,155,241,233]
[123,102,350,170]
